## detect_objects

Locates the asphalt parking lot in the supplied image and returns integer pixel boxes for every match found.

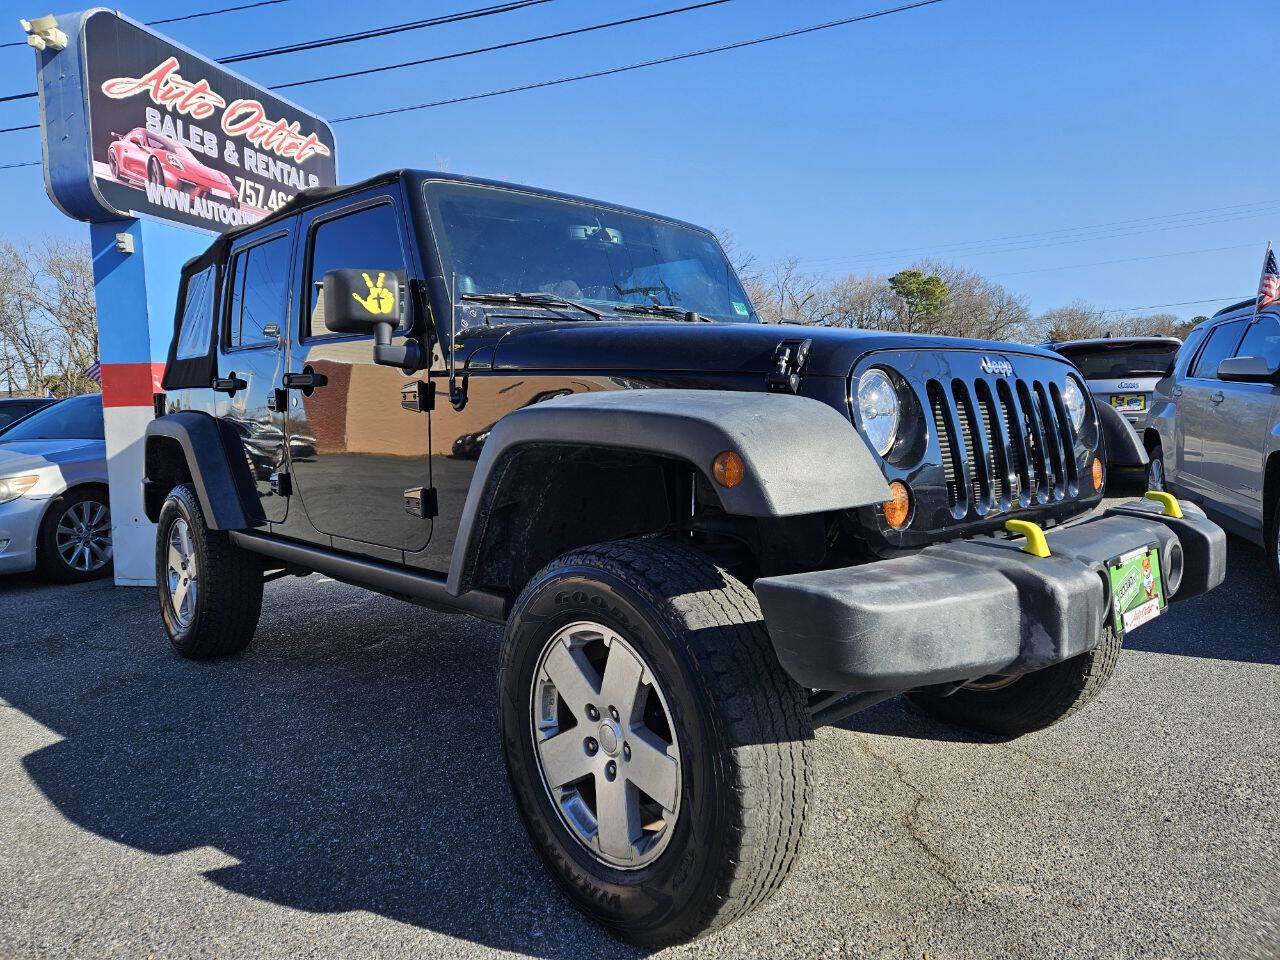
[1,504,1276,959]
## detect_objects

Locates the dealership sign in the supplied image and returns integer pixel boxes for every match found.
[34,9,337,232]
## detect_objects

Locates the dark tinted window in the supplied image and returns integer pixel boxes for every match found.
[226,234,291,349]
[0,394,103,441]
[1057,344,1179,379]
[176,265,216,359]
[306,203,407,338]
[0,405,30,429]
[1190,319,1247,379]
[1235,315,1280,367]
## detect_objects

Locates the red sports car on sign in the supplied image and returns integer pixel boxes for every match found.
[106,128,238,207]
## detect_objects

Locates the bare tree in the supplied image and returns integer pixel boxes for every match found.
[0,237,98,397]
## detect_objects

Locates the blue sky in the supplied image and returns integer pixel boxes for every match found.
[0,0,1274,321]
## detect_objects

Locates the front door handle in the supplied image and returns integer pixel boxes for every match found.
[211,374,246,394]
[282,371,328,391]
[1210,391,1225,404]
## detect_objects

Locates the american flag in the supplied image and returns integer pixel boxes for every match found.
[1258,243,1280,313]
[84,361,101,383]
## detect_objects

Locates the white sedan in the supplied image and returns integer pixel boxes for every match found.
[0,394,112,581]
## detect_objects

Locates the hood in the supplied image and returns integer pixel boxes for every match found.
[0,438,104,476]
[474,319,1064,378]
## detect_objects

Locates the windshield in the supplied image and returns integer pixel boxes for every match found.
[1057,345,1179,379]
[423,182,758,323]
[0,394,104,441]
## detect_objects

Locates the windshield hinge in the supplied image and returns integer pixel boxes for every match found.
[400,379,435,413]
[766,338,813,394]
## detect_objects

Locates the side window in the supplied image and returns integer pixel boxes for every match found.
[1190,319,1246,379]
[306,202,407,338]
[225,233,291,349]
[175,265,216,360]
[1173,326,1207,378]
[1235,315,1280,367]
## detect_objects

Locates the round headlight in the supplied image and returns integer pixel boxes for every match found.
[857,368,900,457]
[1062,376,1087,431]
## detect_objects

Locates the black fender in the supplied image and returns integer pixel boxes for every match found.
[445,388,891,594]
[143,411,265,529]
[1096,402,1149,470]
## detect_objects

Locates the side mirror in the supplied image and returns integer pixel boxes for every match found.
[321,269,423,372]
[1217,355,1280,384]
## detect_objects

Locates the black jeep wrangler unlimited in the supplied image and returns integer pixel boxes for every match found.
[143,170,1226,946]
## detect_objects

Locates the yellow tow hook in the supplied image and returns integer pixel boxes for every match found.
[1144,490,1183,519]
[1004,519,1051,558]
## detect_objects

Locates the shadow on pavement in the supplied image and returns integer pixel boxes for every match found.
[0,577,642,959]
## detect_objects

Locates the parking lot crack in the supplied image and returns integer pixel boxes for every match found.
[854,736,966,898]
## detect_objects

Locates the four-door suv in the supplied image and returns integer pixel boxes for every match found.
[1046,336,1182,427]
[141,170,1226,946]
[1145,298,1280,581]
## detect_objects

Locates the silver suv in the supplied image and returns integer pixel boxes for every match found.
[1146,299,1280,581]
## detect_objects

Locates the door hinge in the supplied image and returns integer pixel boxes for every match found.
[270,471,292,497]
[404,486,438,519]
[766,338,813,393]
[401,379,436,413]
[267,387,288,412]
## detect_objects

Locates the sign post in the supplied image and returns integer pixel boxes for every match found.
[26,8,337,585]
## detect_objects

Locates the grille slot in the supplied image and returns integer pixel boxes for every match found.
[930,373,1077,518]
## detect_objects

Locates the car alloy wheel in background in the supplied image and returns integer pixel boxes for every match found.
[53,497,112,574]
[529,620,682,870]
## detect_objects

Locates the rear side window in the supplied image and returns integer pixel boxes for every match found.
[1173,326,1208,378]
[1190,319,1246,379]
[226,233,291,349]
[175,266,216,360]
[306,202,407,338]
[1235,315,1280,367]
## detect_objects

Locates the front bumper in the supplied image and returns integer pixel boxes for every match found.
[0,495,50,574]
[754,499,1225,693]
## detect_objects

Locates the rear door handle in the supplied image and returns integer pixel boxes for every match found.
[282,371,327,390]
[1210,391,1225,404]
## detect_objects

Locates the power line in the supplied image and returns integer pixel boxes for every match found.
[0,0,293,49]
[331,0,947,123]
[0,160,39,169]
[0,0,553,102]
[0,122,37,134]
[274,0,734,91]
[1102,297,1240,315]
[221,0,553,63]
[994,242,1260,279]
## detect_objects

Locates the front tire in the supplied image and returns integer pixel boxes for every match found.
[498,539,814,947]
[36,486,113,583]
[155,484,262,659]
[906,626,1123,737]
[1146,442,1166,492]
[1268,487,1280,587]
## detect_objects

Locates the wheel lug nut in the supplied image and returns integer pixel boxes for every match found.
[605,760,617,781]
[623,742,631,761]
[585,737,598,755]
[586,705,599,721]
[609,706,619,722]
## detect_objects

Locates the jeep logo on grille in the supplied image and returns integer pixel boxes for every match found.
[980,356,1014,377]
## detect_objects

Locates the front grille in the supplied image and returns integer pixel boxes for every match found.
[929,375,1080,517]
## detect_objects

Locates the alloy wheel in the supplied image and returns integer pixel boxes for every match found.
[530,621,682,870]
[165,518,198,629]
[54,499,112,573]
[1148,455,1166,492]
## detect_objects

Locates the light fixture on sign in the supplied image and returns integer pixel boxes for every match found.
[20,15,68,52]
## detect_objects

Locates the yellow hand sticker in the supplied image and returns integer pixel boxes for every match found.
[352,271,395,315]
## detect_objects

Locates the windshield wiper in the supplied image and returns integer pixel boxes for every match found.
[461,291,604,321]
[613,302,711,322]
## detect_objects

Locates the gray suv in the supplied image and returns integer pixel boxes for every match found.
[1146,299,1280,581]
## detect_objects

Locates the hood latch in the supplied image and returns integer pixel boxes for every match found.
[766,338,813,393]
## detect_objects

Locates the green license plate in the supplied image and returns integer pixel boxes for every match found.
[1107,544,1165,635]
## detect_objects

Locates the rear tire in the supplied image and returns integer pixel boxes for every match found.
[906,626,1123,737]
[155,484,262,660]
[498,539,814,947]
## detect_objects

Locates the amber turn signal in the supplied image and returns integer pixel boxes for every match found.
[712,450,745,488]
[882,480,911,529]
[1091,457,1104,491]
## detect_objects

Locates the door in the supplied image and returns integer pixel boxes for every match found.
[1208,314,1280,521]
[218,227,295,523]
[1178,317,1247,501]
[286,192,433,555]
